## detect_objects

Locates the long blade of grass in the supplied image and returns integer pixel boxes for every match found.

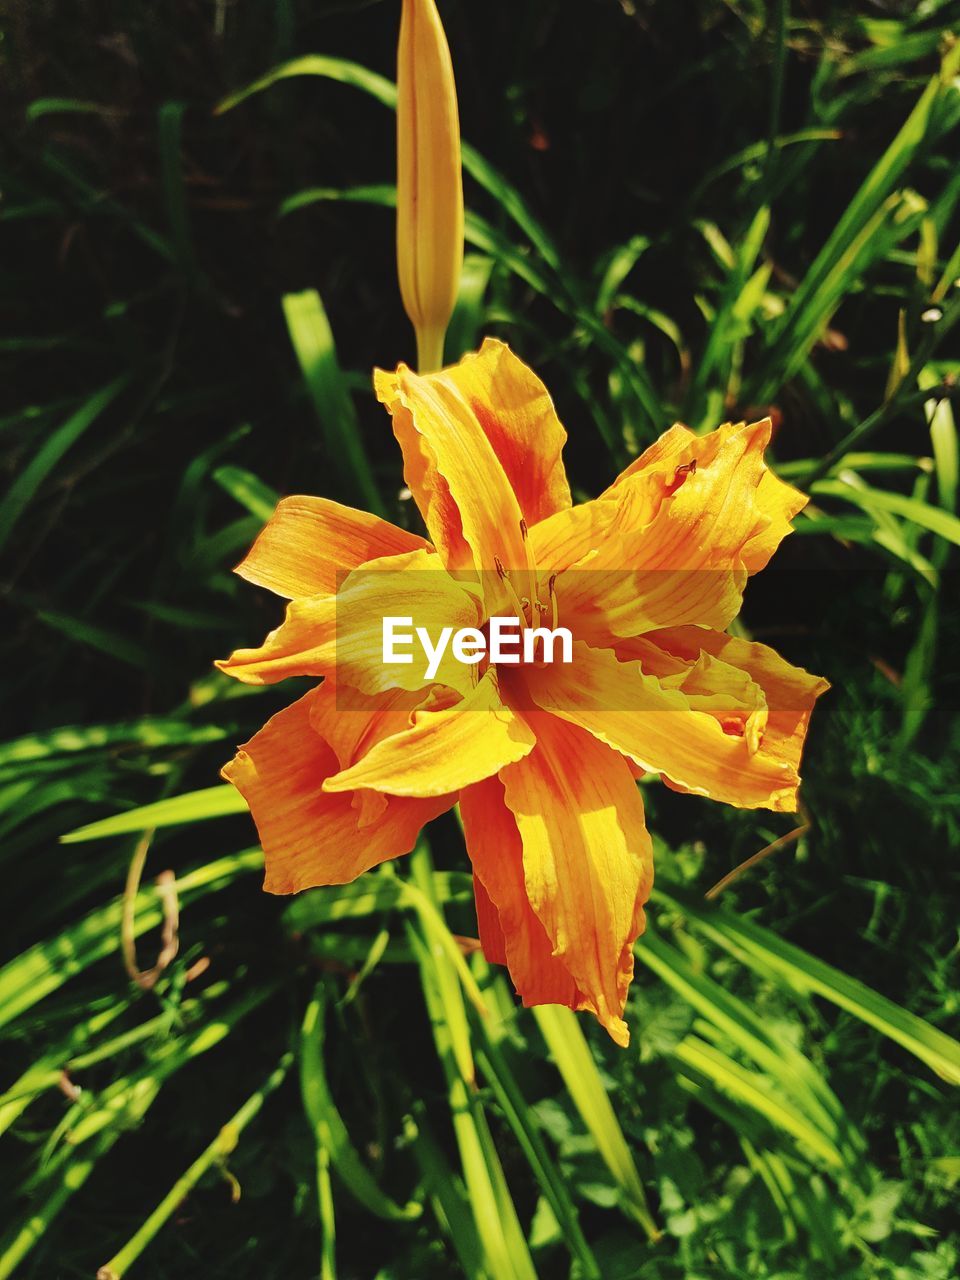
[0,718,226,769]
[0,375,130,555]
[95,1054,293,1279]
[299,986,422,1221]
[408,845,537,1280]
[753,39,960,400]
[672,1035,845,1168]
[281,289,384,514]
[60,784,249,843]
[812,473,960,546]
[657,886,960,1084]
[533,1005,660,1240]
[0,850,262,1028]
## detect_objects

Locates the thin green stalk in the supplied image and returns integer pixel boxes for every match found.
[762,0,788,190]
[96,1055,293,1279]
[534,1006,660,1241]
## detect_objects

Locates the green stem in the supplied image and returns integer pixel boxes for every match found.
[762,0,788,191]
[415,323,446,373]
[95,1055,293,1279]
[800,294,960,486]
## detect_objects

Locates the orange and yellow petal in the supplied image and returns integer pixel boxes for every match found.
[322,669,535,798]
[375,351,538,610]
[604,419,806,577]
[461,773,582,1009]
[221,688,451,894]
[624,625,829,778]
[498,712,654,1046]
[430,338,571,525]
[235,495,429,600]
[308,677,430,828]
[523,641,806,812]
[549,419,807,644]
[217,548,481,697]
[471,871,508,965]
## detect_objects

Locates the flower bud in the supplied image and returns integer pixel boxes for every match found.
[396,0,464,372]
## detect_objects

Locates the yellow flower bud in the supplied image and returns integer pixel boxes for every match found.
[396,0,464,373]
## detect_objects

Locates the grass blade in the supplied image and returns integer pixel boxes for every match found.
[281,289,384,515]
[658,886,960,1085]
[95,1054,293,1279]
[0,376,130,555]
[300,986,421,1221]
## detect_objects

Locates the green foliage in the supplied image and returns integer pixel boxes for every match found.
[2,2,959,1277]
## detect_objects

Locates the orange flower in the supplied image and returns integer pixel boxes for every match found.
[218,339,827,1046]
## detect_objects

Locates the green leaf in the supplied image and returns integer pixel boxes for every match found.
[0,851,261,1029]
[281,289,384,515]
[59,785,249,843]
[0,376,130,555]
[213,464,280,520]
[658,887,960,1085]
[534,1006,660,1239]
[300,987,421,1221]
[812,474,960,546]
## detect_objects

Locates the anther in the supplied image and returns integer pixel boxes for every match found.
[519,517,528,541]
[666,458,697,495]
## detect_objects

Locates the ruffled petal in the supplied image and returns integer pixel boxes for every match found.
[461,774,582,1008]
[523,641,805,812]
[605,419,806,575]
[375,353,538,611]
[217,548,481,697]
[308,678,429,827]
[548,420,806,645]
[472,871,507,965]
[429,338,572,525]
[221,689,451,894]
[235,496,429,600]
[323,669,535,797]
[498,712,654,1046]
[620,625,829,780]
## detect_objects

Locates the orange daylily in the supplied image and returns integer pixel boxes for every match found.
[218,338,827,1046]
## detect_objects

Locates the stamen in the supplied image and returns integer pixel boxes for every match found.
[548,573,558,633]
[666,458,697,496]
[495,560,533,629]
[519,517,528,541]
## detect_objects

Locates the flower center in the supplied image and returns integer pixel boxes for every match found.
[491,558,559,666]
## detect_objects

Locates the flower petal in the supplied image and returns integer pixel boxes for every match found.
[235,496,429,600]
[605,418,806,576]
[461,774,582,1008]
[528,494,621,574]
[217,548,481,697]
[472,871,507,965]
[375,353,538,610]
[434,339,571,525]
[323,669,535,797]
[523,641,804,812]
[498,712,654,1046]
[221,689,451,894]
[622,626,829,779]
[551,419,805,644]
[309,678,430,827]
